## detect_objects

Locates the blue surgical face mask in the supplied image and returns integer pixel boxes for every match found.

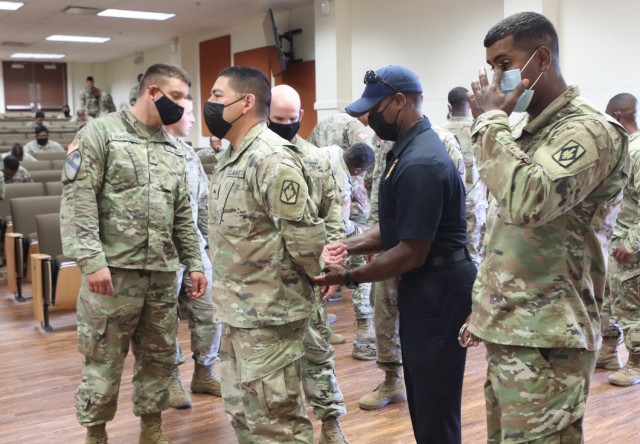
[500,49,544,113]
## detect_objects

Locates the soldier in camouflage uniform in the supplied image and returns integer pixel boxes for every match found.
[24,125,65,155]
[163,96,222,409]
[130,73,143,107]
[309,112,373,243]
[205,67,326,443]
[79,76,96,116]
[600,93,640,387]
[442,86,488,267]
[94,89,116,117]
[2,156,33,183]
[463,13,629,443]
[269,84,349,444]
[197,135,224,164]
[61,63,206,444]
[358,126,466,411]
[320,143,377,360]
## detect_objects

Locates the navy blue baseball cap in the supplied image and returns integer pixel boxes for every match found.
[346,65,423,117]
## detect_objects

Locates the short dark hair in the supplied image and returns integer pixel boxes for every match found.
[11,143,23,159]
[344,143,375,170]
[448,87,469,109]
[35,125,48,134]
[608,93,637,111]
[218,66,271,119]
[484,12,559,59]
[4,156,19,172]
[86,76,94,82]
[35,111,45,118]
[139,63,192,95]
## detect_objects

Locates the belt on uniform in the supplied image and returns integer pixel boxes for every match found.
[425,247,469,269]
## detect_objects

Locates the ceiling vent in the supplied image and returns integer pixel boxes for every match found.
[63,6,102,15]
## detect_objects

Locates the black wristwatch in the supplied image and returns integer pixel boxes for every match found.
[345,269,359,289]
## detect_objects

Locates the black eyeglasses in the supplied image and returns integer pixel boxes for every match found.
[364,70,399,93]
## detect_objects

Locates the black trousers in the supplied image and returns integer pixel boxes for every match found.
[397,258,477,444]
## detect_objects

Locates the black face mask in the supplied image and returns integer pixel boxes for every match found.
[36,137,48,146]
[368,98,401,141]
[268,120,300,142]
[154,89,184,125]
[203,96,246,139]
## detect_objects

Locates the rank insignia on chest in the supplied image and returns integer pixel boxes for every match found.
[280,180,300,204]
[552,140,586,168]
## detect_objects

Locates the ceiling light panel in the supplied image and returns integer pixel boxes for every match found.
[97,9,175,21]
[11,53,65,59]
[0,2,24,11]
[46,35,110,43]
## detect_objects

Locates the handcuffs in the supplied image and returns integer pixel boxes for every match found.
[458,322,474,347]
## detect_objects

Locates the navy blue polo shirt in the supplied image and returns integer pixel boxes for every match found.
[378,117,467,273]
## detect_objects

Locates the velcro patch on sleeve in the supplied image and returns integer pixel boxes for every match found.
[64,150,82,181]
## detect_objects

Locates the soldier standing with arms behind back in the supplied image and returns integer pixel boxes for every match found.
[601,93,640,387]
[163,96,222,409]
[462,12,629,443]
[61,63,206,444]
[205,66,326,443]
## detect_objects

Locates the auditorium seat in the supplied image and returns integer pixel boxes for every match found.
[5,195,61,302]
[33,151,67,161]
[21,160,54,171]
[31,213,80,332]
[29,170,62,183]
[44,182,63,196]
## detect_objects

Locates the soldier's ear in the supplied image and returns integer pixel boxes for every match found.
[243,93,256,113]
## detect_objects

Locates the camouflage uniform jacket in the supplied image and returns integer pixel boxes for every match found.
[129,85,139,107]
[366,125,465,227]
[611,131,640,281]
[60,109,203,276]
[177,138,209,251]
[197,147,218,165]
[469,86,629,351]
[79,86,92,111]
[209,123,326,328]
[4,166,33,184]
[307,112,372,150]
[320,145,357,236]
[442,117,489,214]
[98,93,116,117]
[294,136,345,243]
[24,139,65,154]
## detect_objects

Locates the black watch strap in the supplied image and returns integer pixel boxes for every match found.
[345,269,359,289]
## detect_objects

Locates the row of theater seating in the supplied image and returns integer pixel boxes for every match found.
[2,178,77,332]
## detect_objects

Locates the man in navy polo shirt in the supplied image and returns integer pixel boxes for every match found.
[314,65,476,444]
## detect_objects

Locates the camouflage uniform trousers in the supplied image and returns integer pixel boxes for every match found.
[372,272,402,371]
[301,290,346,421]
[75,267,178,426]
[484,343,596,444]
[174,254,221,366]
[345,224,373,321]
[220,319,313,443]
[601,239,624,340]
[466,200,487,268]
[610,255,640,354]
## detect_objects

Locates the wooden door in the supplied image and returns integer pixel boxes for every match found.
[3,61,67,112]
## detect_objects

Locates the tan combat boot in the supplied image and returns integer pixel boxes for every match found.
[329,332,346,344]
[190,363,221,397]
[168,366,192,409]
[608,353,640,386]
[354,318,375,343]
[85,423,108,444]
[596,335,623,370]
[139,413,172,444]
[319,417,350,444]
[359,370,407,410]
